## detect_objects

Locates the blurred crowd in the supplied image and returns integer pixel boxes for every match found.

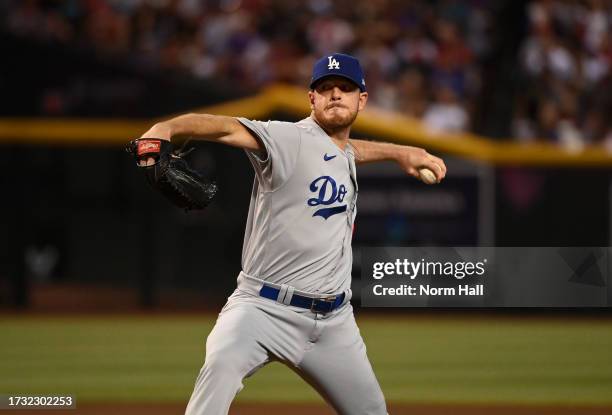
[3,0,491,134]
[514,0,612,149]
[4,0,612,146]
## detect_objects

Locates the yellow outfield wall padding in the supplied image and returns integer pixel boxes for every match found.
[0,84,611,166]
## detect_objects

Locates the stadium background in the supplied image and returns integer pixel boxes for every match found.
[1,0,611,414]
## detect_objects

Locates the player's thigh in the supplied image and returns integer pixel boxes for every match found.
[204,298,270,377]
[296,310,387,415]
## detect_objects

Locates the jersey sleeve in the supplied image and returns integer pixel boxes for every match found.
[236,118,301,191]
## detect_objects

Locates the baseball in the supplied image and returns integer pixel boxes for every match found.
[419,168,438,184]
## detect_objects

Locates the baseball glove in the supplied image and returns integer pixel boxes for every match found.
[125,138,217,211]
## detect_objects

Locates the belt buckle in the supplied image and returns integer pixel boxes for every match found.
[310,295,336,313]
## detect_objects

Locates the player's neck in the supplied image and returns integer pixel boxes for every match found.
[310,114,351,150]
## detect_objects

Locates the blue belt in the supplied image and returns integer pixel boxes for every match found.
[259,285,346,313]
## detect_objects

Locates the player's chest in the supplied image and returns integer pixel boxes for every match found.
[293,141,358,220]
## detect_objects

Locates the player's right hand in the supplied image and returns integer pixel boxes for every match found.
[396,146,447,183]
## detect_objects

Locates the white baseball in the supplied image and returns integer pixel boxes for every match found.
[418,168,437,184]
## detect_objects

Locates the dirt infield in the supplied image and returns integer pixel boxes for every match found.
[10,402,612,415]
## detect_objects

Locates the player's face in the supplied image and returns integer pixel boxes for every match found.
[309,77,368,132]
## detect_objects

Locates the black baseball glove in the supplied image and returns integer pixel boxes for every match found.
[125,138,217,211]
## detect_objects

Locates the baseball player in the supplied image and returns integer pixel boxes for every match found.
[139,53,446,415]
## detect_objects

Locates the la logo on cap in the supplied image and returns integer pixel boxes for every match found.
[327,56,340,70]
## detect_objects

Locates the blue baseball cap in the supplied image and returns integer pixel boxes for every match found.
[309,53,366,92]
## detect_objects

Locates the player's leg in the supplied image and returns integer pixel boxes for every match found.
[295,305,388,415]
[184,293,271,415]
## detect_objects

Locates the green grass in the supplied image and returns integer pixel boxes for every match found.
[1,315,611,405]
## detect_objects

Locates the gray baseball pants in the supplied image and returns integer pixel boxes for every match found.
[184,273,388,415]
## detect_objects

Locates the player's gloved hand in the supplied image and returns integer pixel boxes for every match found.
[125,138,217,211]
[396,146,446,184]
[138,123,172,166]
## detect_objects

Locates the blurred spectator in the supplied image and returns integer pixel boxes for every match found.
[432,18,473,98]
[397,68,428,119]
[423,83,468,133]
[396,25,438,67]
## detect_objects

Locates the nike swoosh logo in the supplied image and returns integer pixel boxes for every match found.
[323,153,337,161]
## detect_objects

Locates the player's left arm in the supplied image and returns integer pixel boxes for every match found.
[349,138,447,183]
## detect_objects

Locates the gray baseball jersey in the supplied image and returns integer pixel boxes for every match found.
[237,116,358,294]
[184,116,388,415]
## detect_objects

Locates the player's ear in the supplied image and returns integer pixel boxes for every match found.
[358,92,368,111]
[308,90,315,110]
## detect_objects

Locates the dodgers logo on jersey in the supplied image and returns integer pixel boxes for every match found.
[307,175,347,219]
[327,56,340,70]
